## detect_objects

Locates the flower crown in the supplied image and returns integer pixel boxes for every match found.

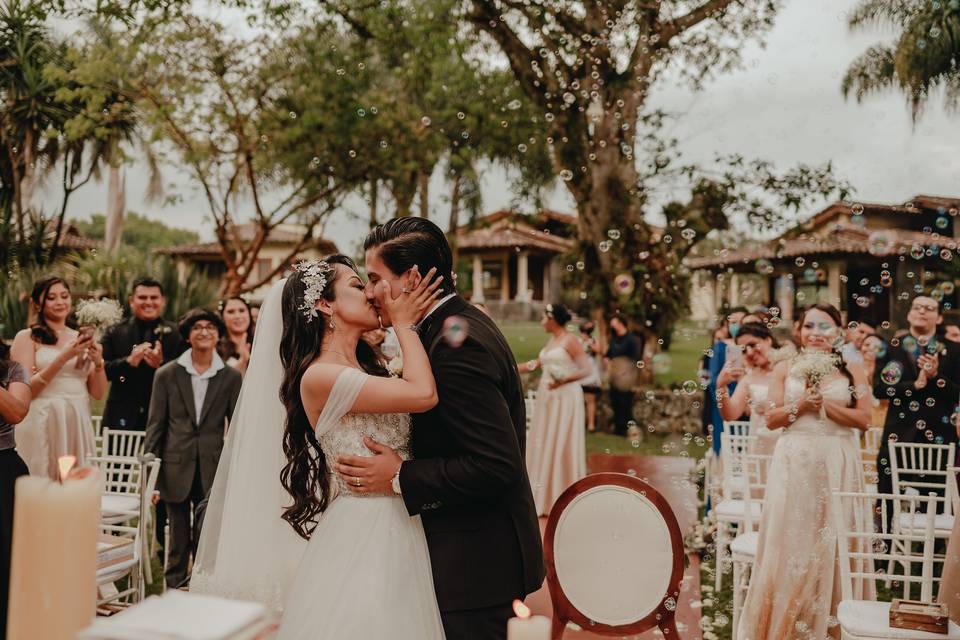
[296,259,333,322]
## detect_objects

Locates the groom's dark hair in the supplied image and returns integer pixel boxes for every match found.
[364,217,456,296]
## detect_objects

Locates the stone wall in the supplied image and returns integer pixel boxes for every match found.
[598,388,704,435]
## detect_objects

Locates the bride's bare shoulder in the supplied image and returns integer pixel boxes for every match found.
[301,363,359,393]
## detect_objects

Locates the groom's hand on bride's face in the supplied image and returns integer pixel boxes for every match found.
[335,437,402,494]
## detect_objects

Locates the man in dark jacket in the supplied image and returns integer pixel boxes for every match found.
[875,295,960,498]
[145,309,241,588]
[101,277,184,432]
[336,217,545,640]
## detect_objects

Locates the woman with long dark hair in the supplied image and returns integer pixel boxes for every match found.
[716,322,791,456]
[9,277,106,477]
[738,303,873,639]
[274,255,447,639]
[0,340,32,637]
[218,296,255,376]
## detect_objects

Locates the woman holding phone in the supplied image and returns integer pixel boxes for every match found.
[10,277,106,478]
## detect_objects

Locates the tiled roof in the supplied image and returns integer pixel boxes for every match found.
[685,223,957,270]
[455,221,575,253]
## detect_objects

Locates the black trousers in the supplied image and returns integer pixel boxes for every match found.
[0,450,29,640]
[164,466,206,589]
[609,388,635,435]
[441,601,515,640]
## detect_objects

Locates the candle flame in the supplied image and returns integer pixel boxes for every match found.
[57,455,76,482]
[513,599,531,619]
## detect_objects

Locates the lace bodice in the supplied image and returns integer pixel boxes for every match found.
[35,345,89,399]
[784,375,854,437]
[540,346,576,382]
[320,412,411,497]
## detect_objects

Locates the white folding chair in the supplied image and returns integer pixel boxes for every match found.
[97,523,143,609]
[722,420,751,438]
[890,442,956,538]
[731,454,771,639]
[713,432,758,590]
[860,427,883,493]
[544,473,685,639]
[92,415,104,457]
[525,390,536,430]
[832,490,959,639]
[101,427,145,460]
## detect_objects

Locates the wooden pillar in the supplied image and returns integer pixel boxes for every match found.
[827,262,842,309]
[471,254,485,303]
[516,251,531,302]
[542,258,551,302]
[728,273,741,307]
[776,275,795,324]
[501,253,510,303]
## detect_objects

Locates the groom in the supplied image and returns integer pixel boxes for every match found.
[336,217,545,639]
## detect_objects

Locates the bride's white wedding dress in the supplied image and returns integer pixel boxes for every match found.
[276,367,445,639]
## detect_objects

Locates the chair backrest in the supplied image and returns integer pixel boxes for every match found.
[722,420,750,438]
[92,415,104,440]
[719,432,754,499]
[740,454,772,532]
[889,442,956,514]
[101,428,145,460]
[545,473,684,639]
[88,456,141,496]
[861,426,883,452]
[950,466,960,516]
[832,490,944,603]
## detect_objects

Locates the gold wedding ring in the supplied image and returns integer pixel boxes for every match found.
[353,477,361,487]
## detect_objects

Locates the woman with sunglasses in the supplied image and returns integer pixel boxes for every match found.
[715,322,786,456]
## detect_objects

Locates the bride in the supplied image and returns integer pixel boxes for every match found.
[193,255,446,638]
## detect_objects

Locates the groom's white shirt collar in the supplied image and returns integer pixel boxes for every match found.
[417,293,457,327]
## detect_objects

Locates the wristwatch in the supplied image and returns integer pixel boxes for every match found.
[391,466,403,495]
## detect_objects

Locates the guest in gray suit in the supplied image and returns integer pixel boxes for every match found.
[145,309,242,588]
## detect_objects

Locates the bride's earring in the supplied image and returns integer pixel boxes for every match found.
[327,313,336,331]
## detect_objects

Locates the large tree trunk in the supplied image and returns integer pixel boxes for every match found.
[417,169,430,218]
[368,178,378,228]
[448,173,462,263]
[105,165,125,252]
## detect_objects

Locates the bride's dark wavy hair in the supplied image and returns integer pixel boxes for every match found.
[279,254,387,540]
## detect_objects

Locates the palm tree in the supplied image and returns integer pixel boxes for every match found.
[843,0,960,119]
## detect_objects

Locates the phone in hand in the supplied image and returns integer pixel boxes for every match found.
[726,344,744,369]
[78,326,95,343]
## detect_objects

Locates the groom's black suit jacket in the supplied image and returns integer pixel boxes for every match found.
[399,295,546,612]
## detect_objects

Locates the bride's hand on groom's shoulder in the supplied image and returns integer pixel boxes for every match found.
[378,267,445,328]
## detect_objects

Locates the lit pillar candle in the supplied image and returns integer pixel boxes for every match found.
[7,460,100,640]
[507,600,550,640]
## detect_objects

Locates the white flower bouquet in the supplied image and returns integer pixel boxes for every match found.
[789,350,838,420]
[74,298,124,368]
[386,355,403,378]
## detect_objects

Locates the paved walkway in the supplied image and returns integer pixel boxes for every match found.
[525,453,703,640]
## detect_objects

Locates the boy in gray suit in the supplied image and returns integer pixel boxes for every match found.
[145,309,242,588]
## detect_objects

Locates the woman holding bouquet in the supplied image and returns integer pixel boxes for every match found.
[738,303,873,640]
[10,277,107,478]
[519,304,593,516]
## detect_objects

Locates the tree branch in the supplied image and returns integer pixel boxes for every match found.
[660,0,740,41]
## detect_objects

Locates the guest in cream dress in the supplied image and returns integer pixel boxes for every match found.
[716,322,787,457]
[10,277,107,478]
[738,303,874,640]
[519,304,593,516]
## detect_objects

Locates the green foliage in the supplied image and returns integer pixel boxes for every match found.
[844,0,960,118]
[72,249,219,320]
[72,212,198,252]
[0,262,76,339]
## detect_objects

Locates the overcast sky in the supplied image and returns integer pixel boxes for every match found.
[53,0,958,254]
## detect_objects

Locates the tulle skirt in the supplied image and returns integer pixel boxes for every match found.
[737,430,874,640]
[276,495,445,639]
[16,395,95,479]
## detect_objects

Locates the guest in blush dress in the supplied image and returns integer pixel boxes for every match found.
[519,304,594,516]
[10,277,107,478]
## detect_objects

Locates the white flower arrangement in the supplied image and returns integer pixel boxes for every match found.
[767,342,798,365]
[75,298,124,331]
[789,350,838,389]
[386,355,403,378]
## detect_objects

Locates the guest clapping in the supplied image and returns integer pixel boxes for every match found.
[145,309,242,589]
[219,296,255,376]
[0,340,32,636]
[10,277,106,477]
[101,277,184,432]
[520,304,593,516]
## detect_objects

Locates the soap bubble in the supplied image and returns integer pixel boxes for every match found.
[880,361,903,385]
[442,316,468,348]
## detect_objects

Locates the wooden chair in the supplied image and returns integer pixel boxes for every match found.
[730,454,771,639]
[890,442,956,539]
[860,427,883,493]
[97,523,142,609]
[713,432,758,590]
[832,490,959,639]
[721,420,751,438]
[544,473,684,639]
[525,390,537,430]
[92,415,104,457]
[101,427,146,460]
